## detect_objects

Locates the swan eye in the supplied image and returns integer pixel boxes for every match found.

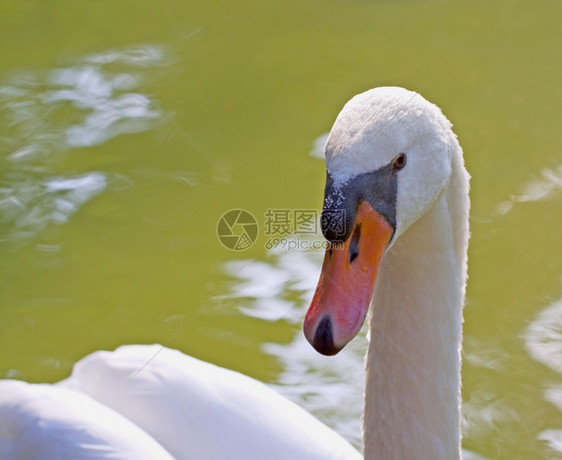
[392,153,407,171]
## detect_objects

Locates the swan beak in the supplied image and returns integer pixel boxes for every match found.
[304,201,393,355]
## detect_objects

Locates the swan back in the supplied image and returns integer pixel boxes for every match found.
[0,380,173,459]
[59,344,361,460]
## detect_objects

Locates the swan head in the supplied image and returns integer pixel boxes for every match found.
[304,87,458,355]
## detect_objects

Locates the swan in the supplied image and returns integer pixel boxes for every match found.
[304,86,469,459]
[0,86,469,459]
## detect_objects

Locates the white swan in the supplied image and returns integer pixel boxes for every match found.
[0,86,469,460]
[304,86,469,459]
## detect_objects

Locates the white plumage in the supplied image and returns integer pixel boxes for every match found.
[0,345,360,459]
[0,379,174,459]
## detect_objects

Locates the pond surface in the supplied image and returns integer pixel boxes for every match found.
[1,1,561,458]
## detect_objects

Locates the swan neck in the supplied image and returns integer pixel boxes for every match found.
[364,155,469,459]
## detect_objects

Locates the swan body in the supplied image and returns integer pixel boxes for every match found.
[0,345,360,460]
[0,87,469,460]
[0,379,174,459]
[57,344,360,460]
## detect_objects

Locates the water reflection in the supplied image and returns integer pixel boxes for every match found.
[462,392,518,440]
[524,295,562,455]
[224,249,324,323]
[496,163,562,216]
[0,45,167,249]
[1,45,164,155]
[525,296,562,374]
[463,335,509,371]
[539,429,562,455]
[0,172,107,246]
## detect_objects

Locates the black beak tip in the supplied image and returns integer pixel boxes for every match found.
[312,316,342,356]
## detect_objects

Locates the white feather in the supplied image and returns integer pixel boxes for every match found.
[58,344,361,460]
[0,380,173,459]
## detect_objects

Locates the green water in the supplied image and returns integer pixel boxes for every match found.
[1,0,561,458]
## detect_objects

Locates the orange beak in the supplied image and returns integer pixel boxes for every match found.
[304,201,393,355]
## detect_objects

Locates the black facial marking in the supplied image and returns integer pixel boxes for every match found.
[321,162,398,243]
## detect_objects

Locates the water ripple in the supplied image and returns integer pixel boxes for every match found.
[538,429,562,455]
[525,296,562,374]
[524,295,562,454]
[496,162,562,216]
[223,248,323,323]
[1,45,164,157]
[0,172,107,246]
[0,44,167,249]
